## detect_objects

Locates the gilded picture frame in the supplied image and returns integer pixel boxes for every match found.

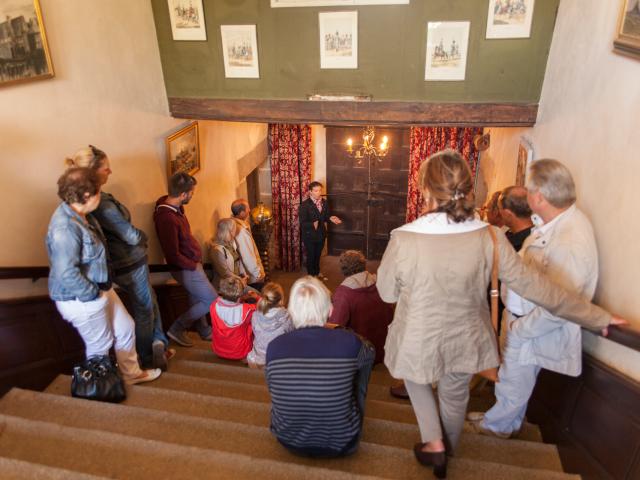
[0,0,54,88]
[614,0,640,59]
[166,122,201,179]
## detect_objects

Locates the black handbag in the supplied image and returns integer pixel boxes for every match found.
[71,354,126,403]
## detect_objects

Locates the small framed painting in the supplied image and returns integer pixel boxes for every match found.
[0,0,54,88]
[425,21,470,81]
[516,141,533,187]
[166,122,201,178]
[271,0,408,5]
[167,0,207,41]
[486,0,535,39]
[319,11,358,69]
[221,25,260,78]
[614,0,640,60]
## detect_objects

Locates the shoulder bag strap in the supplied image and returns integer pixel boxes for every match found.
[487,226,500,356]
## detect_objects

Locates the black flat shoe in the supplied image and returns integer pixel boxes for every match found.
[413,443,447,479]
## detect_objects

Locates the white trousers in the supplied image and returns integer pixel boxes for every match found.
[481,330,541,435]
[55,288,142,381]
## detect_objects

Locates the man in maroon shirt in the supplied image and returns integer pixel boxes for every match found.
[154,173,217,347]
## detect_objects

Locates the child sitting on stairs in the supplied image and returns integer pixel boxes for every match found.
[210,277,257,361]
[247,282,293,369]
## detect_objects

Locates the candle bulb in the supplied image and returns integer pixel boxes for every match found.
[347,138,353,153]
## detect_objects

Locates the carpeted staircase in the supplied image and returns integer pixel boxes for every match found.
[0,336,579,479]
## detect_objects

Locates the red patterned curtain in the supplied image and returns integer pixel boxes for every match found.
[269,124,312,271]
[406,127,483,222]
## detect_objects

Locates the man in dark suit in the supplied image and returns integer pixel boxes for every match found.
[299,181,342,280]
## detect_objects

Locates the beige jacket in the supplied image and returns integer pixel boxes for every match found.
[505,205,598,376]
[376,213,610,385]
[233,218,264,284]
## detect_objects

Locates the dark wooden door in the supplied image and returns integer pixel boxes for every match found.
[326,126,410,260]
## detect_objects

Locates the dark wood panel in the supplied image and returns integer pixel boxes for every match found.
[169,97,539,127]
[326,126,409,259]
[0,284,195,397]
[529,355,640,480]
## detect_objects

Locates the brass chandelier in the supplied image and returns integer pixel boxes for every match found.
[346,126,389,163]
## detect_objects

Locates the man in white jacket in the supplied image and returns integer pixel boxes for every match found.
[469,159,599,438]
[231,199,265,290]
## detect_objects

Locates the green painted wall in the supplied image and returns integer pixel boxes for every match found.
[151,0,559,102]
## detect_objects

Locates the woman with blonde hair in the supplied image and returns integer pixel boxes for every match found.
[376,149,625,478]
[265,276,375,457]
[208,218,249,290]
[66,145,174,370]
[47,167,160,385]
[246,282,293,368]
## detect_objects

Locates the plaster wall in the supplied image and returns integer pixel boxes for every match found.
[0,1,267,299]
[484,0,640,380]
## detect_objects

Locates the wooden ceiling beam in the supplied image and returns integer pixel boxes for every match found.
[169,97,538,127]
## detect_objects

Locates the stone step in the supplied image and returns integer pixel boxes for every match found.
[0,390,566,479]
[0,414,386,480]
[0,456,110,480]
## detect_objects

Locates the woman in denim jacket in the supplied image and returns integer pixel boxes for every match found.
[47,167,160,385]
[66,146,174,370]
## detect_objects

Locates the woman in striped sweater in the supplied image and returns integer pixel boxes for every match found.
[265,276,375,457]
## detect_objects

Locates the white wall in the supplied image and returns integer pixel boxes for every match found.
[0,1,267,298]
[485,0,640,380]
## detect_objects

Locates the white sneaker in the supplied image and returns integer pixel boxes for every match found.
[466,411,485,422]
[126,368,161,385]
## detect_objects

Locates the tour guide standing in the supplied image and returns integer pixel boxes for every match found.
[154,172,217,347]
[299,181,341,279]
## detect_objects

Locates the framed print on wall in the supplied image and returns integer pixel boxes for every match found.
[166,122,201,178]
[220,25,260,78]
[424,21,470,81]
[614,0,640,59]
[486,0,535,39]
[516,141,533,186]
[167,0,207,41]
[0,0,54,88]
[319,11,358,69]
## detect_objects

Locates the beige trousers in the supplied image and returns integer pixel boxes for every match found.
[405,372,472,452]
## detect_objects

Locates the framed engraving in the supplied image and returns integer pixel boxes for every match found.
[319,11,358,69]
[167,0,207,41]
[220,25,260,78]
[486,0,535,39]
[425,21,470,81]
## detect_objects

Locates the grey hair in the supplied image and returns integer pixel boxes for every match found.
[526,159,576,208]
[287,276,331,329]
[215,218,237,244]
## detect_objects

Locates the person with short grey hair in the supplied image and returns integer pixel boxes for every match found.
[470,158,606,439]
[265,276,375,457]
[231,198,265,290]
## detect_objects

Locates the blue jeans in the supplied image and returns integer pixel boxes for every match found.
[481,330,541,436]
[114,263,168,368]
[170,263,218,331]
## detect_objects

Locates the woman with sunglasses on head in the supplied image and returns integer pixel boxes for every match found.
[65,146,174,371]
[47,167,160,385]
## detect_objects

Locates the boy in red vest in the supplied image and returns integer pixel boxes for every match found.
[210,277,257,360]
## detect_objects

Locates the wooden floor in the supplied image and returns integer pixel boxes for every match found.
[269,254,380,300]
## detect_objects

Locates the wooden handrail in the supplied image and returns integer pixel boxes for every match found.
[0,265,639,353]
[0,264,212,281]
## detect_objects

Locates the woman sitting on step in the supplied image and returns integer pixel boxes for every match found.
[265,276,375,458]
[210,276,257,361]
[46,167,161,385]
